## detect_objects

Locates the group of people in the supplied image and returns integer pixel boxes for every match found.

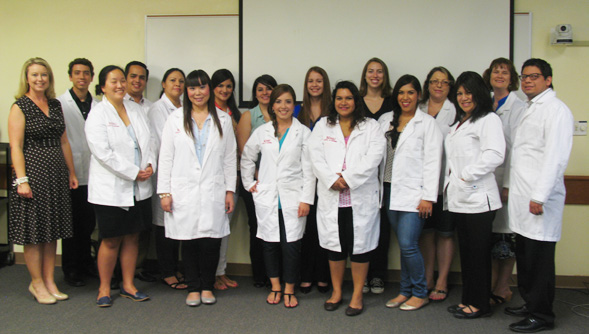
[8,55,572,332]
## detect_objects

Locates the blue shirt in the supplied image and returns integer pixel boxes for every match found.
[495,95,509,111]
[191,114,212,165]
[277,128,290,209]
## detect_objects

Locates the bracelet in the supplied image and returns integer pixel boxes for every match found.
[158,193,171,199]
[13,176,29,187]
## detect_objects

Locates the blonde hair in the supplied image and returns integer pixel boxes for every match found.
[15,57,56,100]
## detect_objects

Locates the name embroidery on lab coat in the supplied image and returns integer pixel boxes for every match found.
[324,136,337,143]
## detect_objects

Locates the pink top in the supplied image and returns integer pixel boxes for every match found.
[338,136,352,208]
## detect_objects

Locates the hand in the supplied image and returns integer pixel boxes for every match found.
[136,165,154,181]
[17,183,33,198]
[529,201,543,215]
[330,174,349,191]
[161,196,173,213]
[225,192,235,214]
[298,203,310,217]
[248,181,259,193]
[417,200,433,219]
[501,188,509,203]
[69,174,79,190]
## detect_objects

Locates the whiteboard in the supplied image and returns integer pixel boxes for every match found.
[513,12,532,100]
[241,0,512,104]
[145,15,239,103]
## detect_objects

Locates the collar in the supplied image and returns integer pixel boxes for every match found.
[125,93,146,105]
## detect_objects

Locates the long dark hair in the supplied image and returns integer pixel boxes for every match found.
[298,66,331,128]
[386,75,421,148]
[211,69,241,123]
[159,68,185,98]
[250,74,277,108]
[268,84,296,138]
[452,71,493,125]
[182,70,223,138]
[327,81,366,130]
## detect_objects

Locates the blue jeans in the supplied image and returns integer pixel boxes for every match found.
[388,210,427,298]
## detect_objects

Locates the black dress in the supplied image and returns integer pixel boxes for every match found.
[9,96,73,245]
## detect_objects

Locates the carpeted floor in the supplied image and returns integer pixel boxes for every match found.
[0,264,587,333]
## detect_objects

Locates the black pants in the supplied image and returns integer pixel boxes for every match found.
[155,225,181,278]
[300,200,330,284]
[327,208,371,263]
[263,210,301,284]
[62,186,96,275]
[182,237,221,292]
[515,233,556,324]
[453,210,495,313]
[368,183,391,280]
[241,182,267,283]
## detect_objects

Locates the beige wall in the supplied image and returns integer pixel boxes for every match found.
[1,0,587,275]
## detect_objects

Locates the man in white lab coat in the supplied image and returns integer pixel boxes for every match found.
[123,60,155,282]
[505,58,574,333]
[57,58,98,287]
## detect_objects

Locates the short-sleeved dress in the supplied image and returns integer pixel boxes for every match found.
[9,96,73,245]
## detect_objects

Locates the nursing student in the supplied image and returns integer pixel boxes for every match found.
[157,70,236,307]
[235,74,277,287]
[241,84,315,308]
[379,75,442,311]
[309,81,386,316]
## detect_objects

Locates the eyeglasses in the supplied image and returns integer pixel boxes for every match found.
[519,73,544,81]
[429,80,452,87]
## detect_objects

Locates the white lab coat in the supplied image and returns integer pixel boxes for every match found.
[419,99,456,196]
[492,92,526,233]
[85,98,156,207]
[157,108,236,240]
[308,117,386,254]
[58,90,98,186]
[443,112,505,213]
[379,111,443,211]
[148,94,181,226]
[507,89,573,242]
[241,119,315,242]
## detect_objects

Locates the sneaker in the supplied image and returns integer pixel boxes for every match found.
[370,278,385,294]
[362,280,370,294]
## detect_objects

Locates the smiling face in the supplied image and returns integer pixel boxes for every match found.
[428,71,450,102]
[162,71,185,100]
[187,83,210,109]
[490,64,511,92]
[456,86,476,117]
[398,83,419,113]
[69,64,93,93]
[365,61,384,89]
[334,88,355,119]
[255,83,272,106]
[26,64,50,94]
[306,71,324,98]
[102,69,127,103]
[214,79,234,105]
[521,65,552,100]
[272,92,294,122]
[126,65,147,97]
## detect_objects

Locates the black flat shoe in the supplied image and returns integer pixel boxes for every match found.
[505,305,530,317]
[324,300,342,311]
[253,281,266,288]
[447,304,465,314]
[345,305,364,316]
[299,285,312,294]
[453,306,492,319]
[509,317,554,333]
[317,284,330,293]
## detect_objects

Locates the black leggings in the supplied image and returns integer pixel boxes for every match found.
[263,210,302,284]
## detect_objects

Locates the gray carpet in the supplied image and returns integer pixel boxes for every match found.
[0,264,587,333]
